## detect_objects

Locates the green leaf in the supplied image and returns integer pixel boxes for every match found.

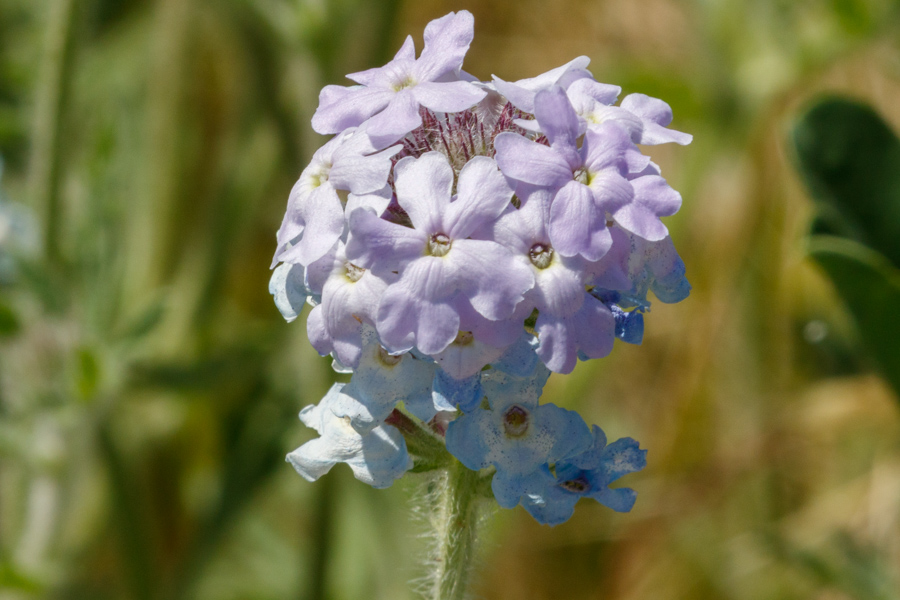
[792,97,900,268]
[0,562,42,592]
[0,299,19,336]
[75,346,100,400]
[808,235,900,399]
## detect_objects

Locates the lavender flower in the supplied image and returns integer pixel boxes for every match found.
[273,10,691,527]
[272,128,398,267]
[312,11,486,149]
[346,152,533,355]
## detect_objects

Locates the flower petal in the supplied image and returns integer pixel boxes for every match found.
[346,207,426,274]
[376,260,461,354]
[278,184,344,266]
[548,181,611,261]
[494,132,573,189]
[415,10,475,81]
[311,85,394,135]
[394,152,454,234]
[533,87,581,169]
[444,156,513,239]
[450,239,534,320]
[412,81,486,113]
[364,90,422,148]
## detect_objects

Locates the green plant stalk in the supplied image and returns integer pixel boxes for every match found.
[431,459,482,600]
[29,0,79,265]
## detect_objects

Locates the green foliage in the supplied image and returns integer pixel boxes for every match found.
[810,236,900,393]
[793,98,900,267]
[793,97,900,400]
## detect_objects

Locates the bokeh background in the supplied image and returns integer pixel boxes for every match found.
[2,0,900,598]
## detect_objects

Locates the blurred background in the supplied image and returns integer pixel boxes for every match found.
[1,0,900,598]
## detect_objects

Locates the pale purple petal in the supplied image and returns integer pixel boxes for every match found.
[589,226,632,290]
[364,90,422,148]
[583,105,644,143]
[329,153,394,195]
[377,264,461,354]
[621,93,692,145]
[535,312,577,374]
[621,93,674,126]
[305,244,337,295]
[611,175,681,241]
[582,122,634,175]
[412,80,486,113]
[311,85,394,135]
[271,194,304,267]
[587,169,634,213]
[494,133,573,189]
[641,120,692,145]
[346,65,393,87]
[548,181,611,261]
[307,305,332,357]
[415,10,475,82]
[556,67,593,90]
[454,295,522,348]
[319,268,386,367]
[491,77,537,113]
[491,56,591,112]
[531,260,585,317]
[432,337,505,380]
[394,153,454,234]
[394,35,416,61]
[566,78,621,106]
[345,208,426,273]
[535,293,614,374]
[278,184,343,266]
[346,185,392,217]
[533,87,581,168]
[444,156,513,239]
[449,239,534,320]
[574,294,615,359]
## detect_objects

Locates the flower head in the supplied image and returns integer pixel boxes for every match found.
[274,10,691,526]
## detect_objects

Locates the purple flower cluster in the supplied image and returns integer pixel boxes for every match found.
[272,11,689,524]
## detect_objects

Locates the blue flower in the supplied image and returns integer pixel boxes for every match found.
[521,425,647,525]
[445,368,591,508]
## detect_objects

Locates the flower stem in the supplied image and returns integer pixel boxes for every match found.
[431,459,481,600]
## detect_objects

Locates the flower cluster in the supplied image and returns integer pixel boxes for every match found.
[271,11,689,525]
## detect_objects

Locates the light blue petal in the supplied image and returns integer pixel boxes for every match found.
[600,437,647,483]
[522,491,579,526]
[338,327,438,427]
[481,368,545,410]
[329,382,386,434]
[344,423,413,488]
[536,403,592,463]
[433,368,483,413]
[492,333,541,377]
[590,486,637,512]
[445,409,493,471]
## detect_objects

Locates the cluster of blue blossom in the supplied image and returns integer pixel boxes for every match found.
[270,11,690,525]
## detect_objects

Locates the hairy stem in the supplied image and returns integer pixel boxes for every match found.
[431,459,481,600]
